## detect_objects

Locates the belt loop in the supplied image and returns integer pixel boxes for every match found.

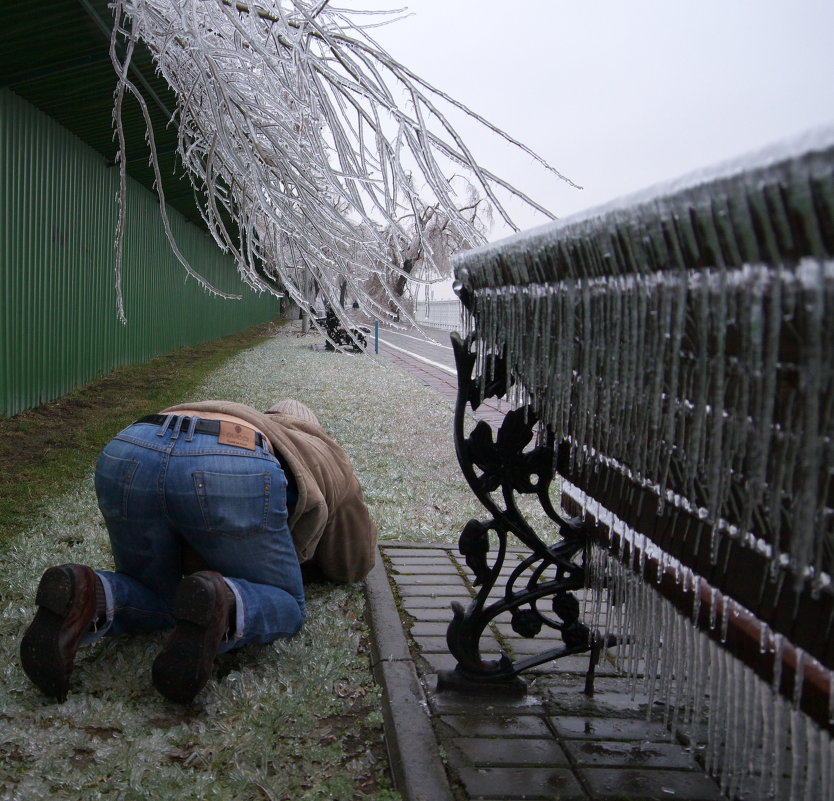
[184,415,199,442]
[170,415,186,441]
[157,414,175,437]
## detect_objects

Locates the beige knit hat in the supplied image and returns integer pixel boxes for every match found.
[266,399,320,427]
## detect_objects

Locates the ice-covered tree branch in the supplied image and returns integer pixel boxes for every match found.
[110,0,578,329]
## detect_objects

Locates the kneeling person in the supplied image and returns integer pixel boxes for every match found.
[20,399,377,703]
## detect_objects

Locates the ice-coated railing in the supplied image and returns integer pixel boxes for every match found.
[449,128,834,801]
[414,298,464,331]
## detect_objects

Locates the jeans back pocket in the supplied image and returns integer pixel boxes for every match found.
[192,470,272,538]
[95,451,139,520]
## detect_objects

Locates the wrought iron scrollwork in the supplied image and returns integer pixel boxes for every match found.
[438,331,606,695]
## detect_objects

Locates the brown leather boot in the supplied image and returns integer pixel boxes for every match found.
[20,564,100,701]
[151,571,234,704]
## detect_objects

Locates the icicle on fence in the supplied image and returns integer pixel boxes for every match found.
[452,128,834,801]
[581,532,833,801]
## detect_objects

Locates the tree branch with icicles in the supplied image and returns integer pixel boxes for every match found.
[109,0,579,336]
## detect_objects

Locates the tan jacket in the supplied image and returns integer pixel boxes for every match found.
[163,400,377,583]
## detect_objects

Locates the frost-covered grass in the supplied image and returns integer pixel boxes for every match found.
[0,327,484,801]
[188,328,485,545]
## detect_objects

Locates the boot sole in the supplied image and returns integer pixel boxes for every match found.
[152,574,226,704]
[20,567,79,701]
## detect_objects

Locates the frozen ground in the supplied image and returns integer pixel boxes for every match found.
[0,330,485,801]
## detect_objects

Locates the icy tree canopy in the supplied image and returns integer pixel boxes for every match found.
[109,0,575,324]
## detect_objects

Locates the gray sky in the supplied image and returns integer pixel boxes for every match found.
[341,0,834,235]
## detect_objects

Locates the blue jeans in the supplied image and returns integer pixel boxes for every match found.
[87,416,305,653]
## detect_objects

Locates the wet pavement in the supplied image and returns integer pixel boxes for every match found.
[367,327,727,801]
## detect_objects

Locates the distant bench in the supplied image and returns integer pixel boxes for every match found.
[440,130,834,800]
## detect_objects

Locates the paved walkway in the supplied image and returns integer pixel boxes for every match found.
[367,330,727,801]
[375,327,507,430]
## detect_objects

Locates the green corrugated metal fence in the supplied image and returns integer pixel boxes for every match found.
[1,88,278,417]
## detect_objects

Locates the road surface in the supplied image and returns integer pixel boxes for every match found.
[373,324,507,430]
[374,325,456,374]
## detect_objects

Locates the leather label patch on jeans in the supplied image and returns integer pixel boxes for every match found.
[217,421,257,450]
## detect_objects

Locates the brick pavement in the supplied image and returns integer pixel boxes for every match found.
[368,543,726,801]
[368,333,728,801]
[376,339,507,430]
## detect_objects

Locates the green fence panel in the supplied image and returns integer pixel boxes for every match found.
[1,88,278,417]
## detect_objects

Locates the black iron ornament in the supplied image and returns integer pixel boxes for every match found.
[438,332,610,696]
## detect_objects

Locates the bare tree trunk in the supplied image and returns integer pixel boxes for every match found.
[394,259,415,297]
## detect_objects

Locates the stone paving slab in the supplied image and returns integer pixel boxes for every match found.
[389,557,465,571]
[454,766,587,800]
[402,607,463,622]
[366,542,727,801]
[401,595,470,610]
[582,768,725,801]
[550,715,673,742]
[396,583,471,597]
[563,740,697,769]
[439,714,554,738]
[414,639,503,657]
[393,574,467,588]
[447,736,569,767]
